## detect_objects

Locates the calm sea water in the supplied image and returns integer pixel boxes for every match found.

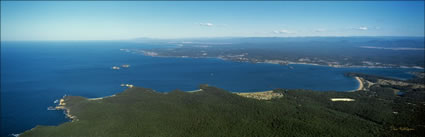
[0,41,420,136]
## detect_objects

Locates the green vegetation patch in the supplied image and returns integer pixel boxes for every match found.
[20,84,424,137]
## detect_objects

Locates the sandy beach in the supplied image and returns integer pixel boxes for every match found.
[88,95,116,101]
[353,76,364,91]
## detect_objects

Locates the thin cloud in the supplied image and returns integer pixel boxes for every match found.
[273,29,295,34]
[356,26,368,31]
[315,28,326,32]
[199,23,214,27]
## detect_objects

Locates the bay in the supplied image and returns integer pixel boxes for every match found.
[0,41,419,136]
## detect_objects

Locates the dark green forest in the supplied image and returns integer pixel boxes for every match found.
[20,79,425,137]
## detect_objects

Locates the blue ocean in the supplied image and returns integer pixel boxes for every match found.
[0,41,420,136]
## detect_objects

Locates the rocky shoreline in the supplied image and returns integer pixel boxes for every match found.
[54,98,78,122]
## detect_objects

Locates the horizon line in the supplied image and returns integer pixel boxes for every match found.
[2,35,425,42]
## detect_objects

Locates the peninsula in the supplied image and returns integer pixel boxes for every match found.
[19,73,425,137]
[126,37,425,69]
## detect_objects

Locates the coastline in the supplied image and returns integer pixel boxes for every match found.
[54,98,78,122]
[18,71,401,136]
[17,76,396,136]
[20,84,409,137]
[87,95,116,101]
[351,76,364,92]
[132,50,424,70]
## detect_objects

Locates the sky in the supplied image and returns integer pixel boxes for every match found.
[1,1,424,41]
